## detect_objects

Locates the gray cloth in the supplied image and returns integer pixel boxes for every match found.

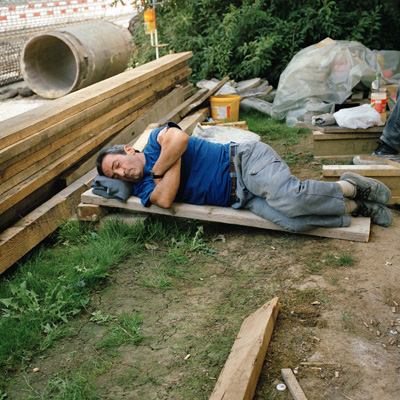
[91,175,133,203]
[231,141,349,232]
[312,113,336,126]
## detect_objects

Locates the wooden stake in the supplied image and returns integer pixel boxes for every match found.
[209,298,280,400]
[281,368,308,400]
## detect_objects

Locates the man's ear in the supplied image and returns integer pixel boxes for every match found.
[124,145,135,155]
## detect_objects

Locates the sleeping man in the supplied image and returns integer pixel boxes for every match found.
[95,122,392,232]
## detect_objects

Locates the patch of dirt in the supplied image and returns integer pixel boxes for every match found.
[6,132,400,399]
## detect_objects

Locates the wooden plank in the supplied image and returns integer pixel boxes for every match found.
[178,107,210,134]
[0,52,193,150]
[181,76,230,118]
[77,203,108,222]
[201,121,249,130]
[80,190,371,242]
[60,86,187,185]
[209,298,280,400]
[281,369,308,400]
[313,130,381,158]
[0,177,64,232]
[0,173,91,274]
[157,88,209,127]
[296,122,384,133]
[355,155,400,168]
[0,63,191,177]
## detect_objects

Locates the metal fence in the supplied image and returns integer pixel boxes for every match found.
[0,0,136,86]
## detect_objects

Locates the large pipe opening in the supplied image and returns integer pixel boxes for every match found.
[21,35,79,97]
[20,22,132,99]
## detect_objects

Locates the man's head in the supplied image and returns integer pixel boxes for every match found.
[96,144,145,182]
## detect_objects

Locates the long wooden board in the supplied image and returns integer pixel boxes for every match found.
[0,175,90,275]
[296,122,384,133]
[0,52,193,150]
[80,190,371,242]
[209,298,280,400]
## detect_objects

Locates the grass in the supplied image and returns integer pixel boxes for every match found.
[0,217,215,394]
[0,116,358,398]
[242,109,309,145]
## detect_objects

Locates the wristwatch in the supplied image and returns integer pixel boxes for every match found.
[150,169,164,179]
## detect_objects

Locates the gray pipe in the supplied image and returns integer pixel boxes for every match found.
[20,22,132,99]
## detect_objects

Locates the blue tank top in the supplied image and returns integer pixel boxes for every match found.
[132,126,231,207]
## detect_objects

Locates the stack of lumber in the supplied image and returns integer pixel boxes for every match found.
[0,52,193,232]
[0,52,196,274]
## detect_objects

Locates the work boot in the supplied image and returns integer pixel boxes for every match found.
[340,172,392,204]
[372,141,398,156]
[352,199,393,227]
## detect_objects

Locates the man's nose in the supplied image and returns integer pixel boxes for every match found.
[115,167,125,178]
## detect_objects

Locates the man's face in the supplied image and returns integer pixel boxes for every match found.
[102,146,145,183]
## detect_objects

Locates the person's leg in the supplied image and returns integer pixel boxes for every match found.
[244,196,351,233]
[236,141,346,217]
[373,86,400,155]
[235,142,393,226]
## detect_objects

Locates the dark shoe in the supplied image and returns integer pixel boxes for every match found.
[340,172,392,204]
[353,199,393,227]
[372,141,398,156]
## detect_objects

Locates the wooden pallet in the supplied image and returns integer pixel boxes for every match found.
[79,190,371,243]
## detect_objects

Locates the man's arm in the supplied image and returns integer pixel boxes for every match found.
[151,127,189,177]
[149,158,181,208]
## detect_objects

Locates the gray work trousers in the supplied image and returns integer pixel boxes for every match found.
[231,141,351,232]
[381,86,400,150]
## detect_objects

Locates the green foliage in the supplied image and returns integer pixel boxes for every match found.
[96,313,143,348]
[131,0,400,85]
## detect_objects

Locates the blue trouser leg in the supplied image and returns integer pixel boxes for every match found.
[236,142,346,218]
[244,196,351,233]
[381,86,400,150]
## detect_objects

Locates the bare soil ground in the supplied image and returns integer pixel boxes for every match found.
[5,133,400,400]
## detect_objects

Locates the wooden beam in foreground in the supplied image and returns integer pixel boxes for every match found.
[281,369,308,400]
[80,190,371,242]
[209,297,280,400]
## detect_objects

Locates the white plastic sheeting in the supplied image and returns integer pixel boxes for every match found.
[271,40,400,126]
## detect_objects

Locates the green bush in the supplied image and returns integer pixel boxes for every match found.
[130,0,400,85]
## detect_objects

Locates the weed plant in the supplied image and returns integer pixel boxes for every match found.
[241,109,309,145]
[0,217,213,393]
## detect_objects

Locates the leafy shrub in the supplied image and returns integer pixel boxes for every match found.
[130,0,400,86]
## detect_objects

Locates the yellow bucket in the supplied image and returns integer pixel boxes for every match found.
[210,94,240,122]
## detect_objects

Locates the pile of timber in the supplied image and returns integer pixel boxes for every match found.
[0,51,197,274]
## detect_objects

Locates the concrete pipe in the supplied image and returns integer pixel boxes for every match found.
[20,22,132,99]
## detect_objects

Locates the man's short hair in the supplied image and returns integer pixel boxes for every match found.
[96,145,125,176]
